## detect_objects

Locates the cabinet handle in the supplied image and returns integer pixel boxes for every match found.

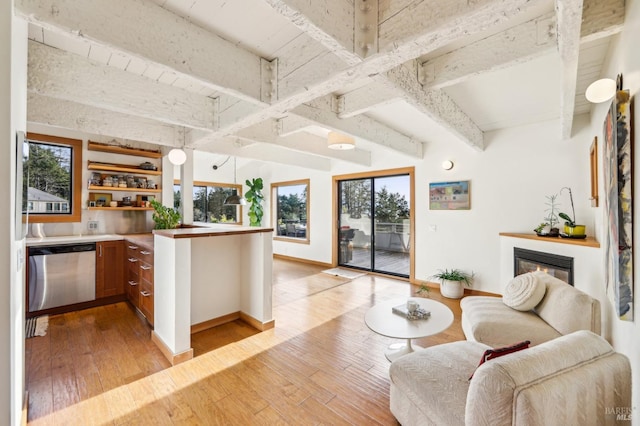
[140,250,151,255]
[98,244,103,257]
[128,245,138,250]
[140,265,151,270]
[128,258,138,263]
[140,291,151,297]
[128,281,138,286]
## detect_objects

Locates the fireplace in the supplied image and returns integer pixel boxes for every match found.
[514,248,574,286]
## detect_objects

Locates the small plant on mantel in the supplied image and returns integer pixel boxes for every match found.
[150,199,181,229]
[559,187,586,237]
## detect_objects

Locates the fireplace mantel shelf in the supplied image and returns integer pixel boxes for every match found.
[500,233,600,248]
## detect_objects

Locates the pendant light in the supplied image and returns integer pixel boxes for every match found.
[327,131,355,150]
[224,157,246,205]
[168,148,187,165]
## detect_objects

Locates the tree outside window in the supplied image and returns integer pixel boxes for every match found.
[24,133,82,223]
[272,179,310,243]
[174,181,242,224]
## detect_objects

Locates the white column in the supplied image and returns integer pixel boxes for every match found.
[1,5,28,425]
[179,148,194,225]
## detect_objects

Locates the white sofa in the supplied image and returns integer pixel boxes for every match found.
[460,271,601,347]
[389,330,631,426]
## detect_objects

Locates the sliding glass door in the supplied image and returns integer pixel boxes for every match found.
[338,173,410,277]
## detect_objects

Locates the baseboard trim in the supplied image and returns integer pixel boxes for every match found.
[240,312,275,331]
[191,312,240,334]
[191,311,275,334]
[151,331,193,366]
[273,254,332,268]
[411,279,500,297]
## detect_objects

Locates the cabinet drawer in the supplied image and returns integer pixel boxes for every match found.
[126,244,140,258]
[138,247,153,264]
[127,256,140,274]
[139,261,153,283]
[139,280,154,326]
[126,274,139,305]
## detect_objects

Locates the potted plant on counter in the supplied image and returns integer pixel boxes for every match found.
[150,199,181,229]
[559,187,586,238]
[430,269,474,299]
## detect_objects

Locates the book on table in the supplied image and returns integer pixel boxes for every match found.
[392,304,431,319]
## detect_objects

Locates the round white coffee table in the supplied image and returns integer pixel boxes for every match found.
[364,298,454,362]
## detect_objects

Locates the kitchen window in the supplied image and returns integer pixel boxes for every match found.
[174,180,243,224]
[24,133,82,223]
[272,179,310,244]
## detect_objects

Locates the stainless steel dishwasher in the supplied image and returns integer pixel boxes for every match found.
[28,243,96,312]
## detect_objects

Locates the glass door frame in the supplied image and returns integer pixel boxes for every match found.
[332,167,415,281]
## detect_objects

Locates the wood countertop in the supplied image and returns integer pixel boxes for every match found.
[153,225,274,239]
[121,233,154,250]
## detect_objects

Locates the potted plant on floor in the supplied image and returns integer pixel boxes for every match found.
[245,177,264,226]
[430,268,474,299]
[559,187,586,237]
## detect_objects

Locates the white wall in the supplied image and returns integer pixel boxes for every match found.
[594,0,640,418]
[2,3,28,424]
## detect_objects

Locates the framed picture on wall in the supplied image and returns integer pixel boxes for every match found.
[429,181,470,210]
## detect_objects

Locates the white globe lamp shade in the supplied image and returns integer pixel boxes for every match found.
[585,78,616,103]
[327,132,355,150]
[168,148,187,165]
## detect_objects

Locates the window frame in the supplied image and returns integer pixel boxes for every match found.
[271,179,310,245]
[25,133,83,223]
[173,180,244,225]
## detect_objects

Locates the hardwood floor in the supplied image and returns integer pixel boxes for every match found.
[25,258,465,425]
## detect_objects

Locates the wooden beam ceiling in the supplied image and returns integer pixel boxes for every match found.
[17,0,623,166]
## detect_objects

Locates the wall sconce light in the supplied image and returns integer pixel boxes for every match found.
[442,160,454,170]
[168,148,187,165]
[327,132,355,150]
[585,78,616,103]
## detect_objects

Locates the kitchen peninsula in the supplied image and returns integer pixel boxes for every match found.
[152,225,274,364]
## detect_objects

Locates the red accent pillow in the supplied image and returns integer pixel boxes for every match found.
[469,340,531,380]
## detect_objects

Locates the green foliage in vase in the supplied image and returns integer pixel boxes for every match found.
[430,268,474,287]
[559,187,577,227]
[150,199,181,229]
[245,178,265,226]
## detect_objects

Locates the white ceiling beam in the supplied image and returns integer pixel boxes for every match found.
[27,93,179,147]
[192,0,541,147]
[420,0,624,89]
[336,84,403,118]
[262,0,359,64]
[200,137,332,172]
[16,0,264,105]
[377,0,542,53]
[557,0,584,140]
[28,41,217,132]
[383,63,484,151]
[291,97,424,158]
[236,120,372,166]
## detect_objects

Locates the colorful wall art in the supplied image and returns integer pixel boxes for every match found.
[602,89,633,321]
[429,181,470,210]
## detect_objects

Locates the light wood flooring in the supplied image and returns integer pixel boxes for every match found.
[25,258,465,425]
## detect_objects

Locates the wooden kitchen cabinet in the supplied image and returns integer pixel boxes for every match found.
[95,240,125,298]
[124,239,154,326]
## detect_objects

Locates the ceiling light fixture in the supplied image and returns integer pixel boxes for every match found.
[327,132,355,150]
[224,157,247,206]
[442,160,454,170]
[585,78,616,103]
[168,148,187,165]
